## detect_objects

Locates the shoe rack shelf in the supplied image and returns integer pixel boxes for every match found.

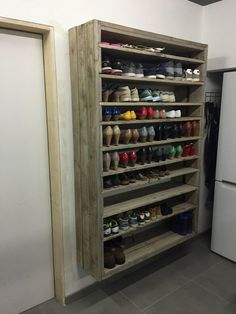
[101,73,204,85]
[103,155,199,177]
[69,20,207,281]
[99,44,204,65]
[102,136,200,152]
[103,202,197,242]
[101,102,203,107]
[102,167,199,197]
[101,117,201,125]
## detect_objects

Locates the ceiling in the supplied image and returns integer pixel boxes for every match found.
[188,0,222,5]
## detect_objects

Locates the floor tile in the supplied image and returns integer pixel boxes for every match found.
[145,281,234,314]
[63,289,142,314]
[106,264,188,310]
[194,259,236,303]
[22,306,44,314]
[169,240,223,279]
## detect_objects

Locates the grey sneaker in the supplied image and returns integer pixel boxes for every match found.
[163,61,174,80]
[122,62,136,77]
[174,62,183,80]
[193,69,200,81]
[135,63,144,77]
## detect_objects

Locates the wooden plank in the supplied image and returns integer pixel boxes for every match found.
[101,117,201,125]
[104,231,196,278]
[104,184,198,217]
[101,102,203,107]
[69,21,103,280]
[103,167,199,197]
[100,74,204,86]
[99,44,204,64]
[0,16,51,33]
[103,202,197,242]
[102,136,201,152]
[103,155,199,177]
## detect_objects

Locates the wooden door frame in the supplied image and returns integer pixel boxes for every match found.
[0,17,65,304]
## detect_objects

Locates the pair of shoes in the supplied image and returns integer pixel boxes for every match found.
[149,206,162,220]
[166,110,181,118]
[136,210,151,225]
[139,89,161,102]
[156,61,183,80]
[103,219,119,237]
[136,106,154,119]
[166,145,183,159]
[184,68,200,81]
[182,143,196,157]
[160,91,176,102]
[171,212,193,235]
[103,125,121,146]
[102,56,123,75]
[168,124,184,138]
[103,174,120,188]
[160,203,173,216]
[183,121,198,137]
[113,86,139,102]
[104,238,126,269]
[120,110,136,120]
[137,147,154,164]
[139,126,156,142]
[119,151,137,167]
[122,62,144,77]
[103,107,121,121]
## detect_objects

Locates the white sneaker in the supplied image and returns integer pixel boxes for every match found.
[168,92,176,102]
[160,91,169,102]
[185,69,193,81]
[193,69,200,81]
[166,110,176,118]
[175,110,181,118]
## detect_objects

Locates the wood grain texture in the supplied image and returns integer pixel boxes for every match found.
[69,21,103,280]
[104,184,198,217]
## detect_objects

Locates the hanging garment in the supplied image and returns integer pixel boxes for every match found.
[204,101,221,210]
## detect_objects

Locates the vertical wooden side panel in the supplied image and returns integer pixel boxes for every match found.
[69,21,103,280]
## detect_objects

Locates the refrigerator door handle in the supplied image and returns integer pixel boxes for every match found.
[222,180,236,187]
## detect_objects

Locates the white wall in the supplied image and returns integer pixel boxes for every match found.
[0,0,204,297]
[203,0,236,71]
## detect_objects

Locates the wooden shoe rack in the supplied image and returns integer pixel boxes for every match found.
[69,20,207,280]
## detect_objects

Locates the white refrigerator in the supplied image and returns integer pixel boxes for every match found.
[211,71,236,261]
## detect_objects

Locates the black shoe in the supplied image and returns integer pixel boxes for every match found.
[161,124,168,140]
[111,59,123,75]
[160,203,173,216]
[102,56,112,74]
[112,175,120,187]
[104,178,113,189]
[146,147,153,163]
[155,125,162,141]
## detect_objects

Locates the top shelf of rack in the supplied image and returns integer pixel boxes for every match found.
[99,44,204,65]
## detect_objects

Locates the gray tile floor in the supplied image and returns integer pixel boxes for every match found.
[23,233,236,314]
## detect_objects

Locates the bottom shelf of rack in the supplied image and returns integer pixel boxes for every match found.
[104,231,196,278]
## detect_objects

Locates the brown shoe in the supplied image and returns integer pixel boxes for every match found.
[113,246,126,265]
[104,251,116,269]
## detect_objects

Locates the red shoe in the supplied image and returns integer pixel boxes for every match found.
[137,106,147,120]
[129,151,137,166]
[182,144,191,157]
[189,143,196,156]
[147,107,154,119]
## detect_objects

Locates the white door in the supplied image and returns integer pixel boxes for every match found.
[0,29,54,314]
[211,181,236,261]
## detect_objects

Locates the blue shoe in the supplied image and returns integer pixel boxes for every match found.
[144,67,156,79]
[174,62,183,80]
[156,64,166,79]
[139,89,153,102]
[163,61,174,80]
[152,89,161,102]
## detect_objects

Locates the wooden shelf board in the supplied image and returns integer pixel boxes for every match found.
[101,117,201,125]
[104,231,196,277]
[103,167,199,197]
[103,202,197,242]
[99,44,204,65]
[103,155,199,177]
[104,184,198,218]
[100,74,204,86]
[100,102,203,107]
[102,136,200,152]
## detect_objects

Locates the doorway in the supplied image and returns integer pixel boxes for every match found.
[0,18,64,313]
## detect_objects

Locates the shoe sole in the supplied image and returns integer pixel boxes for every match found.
[186,78,193,81]
[166,76,174,80]
[192,78,200,81]
[131,98,140,102]
[145,75,156,79]
[135,74,144,78]
[111,69,122,74]
[122,73,136,77]
[141,96,153,101]
[174,77,183,81]
[120,98,131,102]
[156,74,165,79]
[152,97,161,102]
